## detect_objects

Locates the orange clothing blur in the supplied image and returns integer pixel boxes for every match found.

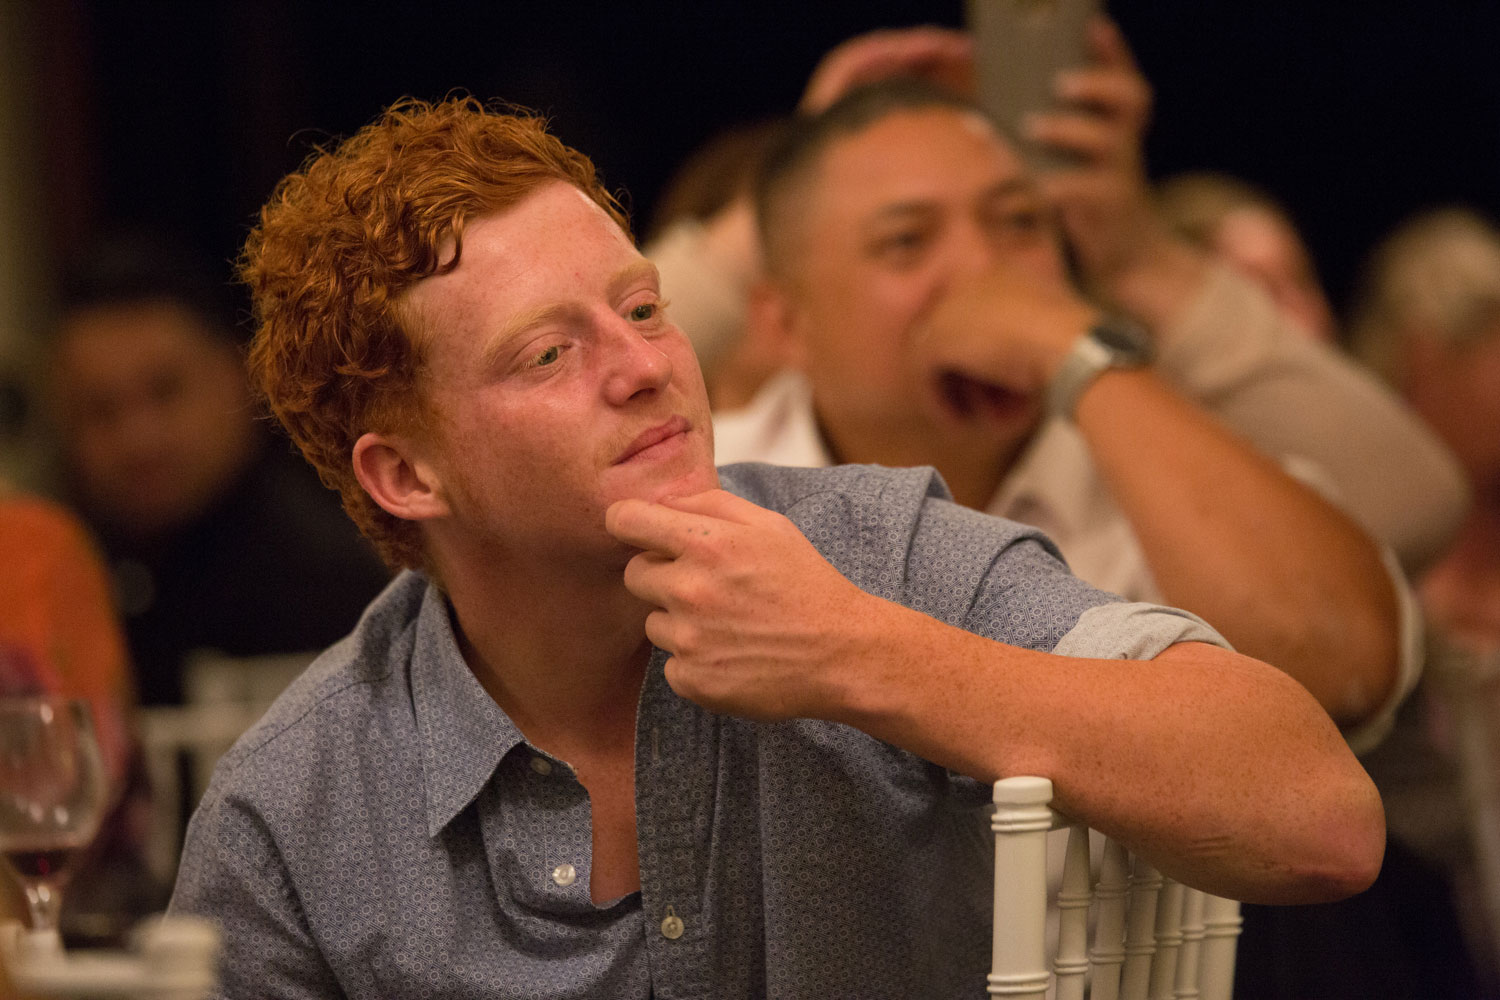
[0,493,134,787]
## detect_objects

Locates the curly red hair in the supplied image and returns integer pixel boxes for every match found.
[242,97,629,569]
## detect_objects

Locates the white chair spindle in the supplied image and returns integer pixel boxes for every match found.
[990,776,1056,998]
[1172,888,1208,999]
[1088,838,1131,1000]
[1148,879,1184,999]
[990,778,1238,999]
[1055,823,1093,1000]
[1119,859,1164,1000]
[1198,895,1242,1000]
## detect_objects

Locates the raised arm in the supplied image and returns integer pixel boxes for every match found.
[918,262,1402,730]
[605,489,1384,905]
[1030,18,1468,572]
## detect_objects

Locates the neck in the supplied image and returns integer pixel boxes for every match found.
[439,546,651,758]
[812,404,1024,511]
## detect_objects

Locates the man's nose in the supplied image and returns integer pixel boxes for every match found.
[947,218,1004,283]
[601,319,674,405]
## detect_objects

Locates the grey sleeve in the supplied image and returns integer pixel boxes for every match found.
[1050,601,1231,660]
[169,793,344,1000]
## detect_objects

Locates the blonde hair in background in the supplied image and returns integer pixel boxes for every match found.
[1350,208,1500,385]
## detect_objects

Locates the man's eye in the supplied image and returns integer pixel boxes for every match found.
[986,205,1047,241]
[1000,209,1042,232]
[532,345,562,367]
[879,231,925,253]
[871,229,931,266]
[629,302,658,322]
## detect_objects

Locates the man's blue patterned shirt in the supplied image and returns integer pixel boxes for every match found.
[170,463,1220,998]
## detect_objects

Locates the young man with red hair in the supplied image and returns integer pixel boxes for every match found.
[170,97,1382,999]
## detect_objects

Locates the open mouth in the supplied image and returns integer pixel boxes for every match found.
[934,370,1031,423]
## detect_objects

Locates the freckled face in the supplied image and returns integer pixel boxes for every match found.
[399,182,718,565]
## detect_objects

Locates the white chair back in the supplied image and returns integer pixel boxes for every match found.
[990,776,1241,1000]
[136,651,315,883]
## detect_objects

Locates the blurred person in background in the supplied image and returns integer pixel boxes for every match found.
[1353,208,1500,643]
[1351,207,1500,989]
[42,232,390,706]
[1155,171,1338,343]
[644,117,793,411]
[705,20,1463,738]
[657,23,1465,580]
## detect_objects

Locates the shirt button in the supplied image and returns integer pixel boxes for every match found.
[660,906,684,940]
[530,757,553,776]
[552,864,576,887]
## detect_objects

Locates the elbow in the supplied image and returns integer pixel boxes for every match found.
[1263,765,1387,905]
[1295,793,1386,904]
[1322,566,1407,731]
[1273,574,1404,731]
[1322,625,1400,732]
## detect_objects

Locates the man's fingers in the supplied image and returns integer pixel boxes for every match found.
[642,607,683,657]
[622,549,675,605]
[802,27,974,112]
[1025,113,1126,166]
[1085,15,1140,74]
[605,497,711,557]
[656,488,766,526]
[1054,68,1150,126]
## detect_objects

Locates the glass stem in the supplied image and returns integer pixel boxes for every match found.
[23,879,61,933]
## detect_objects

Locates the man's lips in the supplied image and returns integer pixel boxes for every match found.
[614,416,691,464]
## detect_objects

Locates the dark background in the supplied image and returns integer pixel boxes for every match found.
[23,0,1500,328]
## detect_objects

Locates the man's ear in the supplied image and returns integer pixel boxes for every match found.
[352,432,450,522]
[747,278,808,371]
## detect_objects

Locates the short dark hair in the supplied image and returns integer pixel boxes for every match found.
[58,229,240,345]
[754,79,992,278]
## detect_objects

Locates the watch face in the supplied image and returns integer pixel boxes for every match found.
[1092,318,1154,364]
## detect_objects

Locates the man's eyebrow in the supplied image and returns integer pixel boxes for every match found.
[866,201,939,224]
[480,303,573,368]
[981,177,1041,201]
[865,178,1036,224]
[479,258,662,368]
[608,258,661,300]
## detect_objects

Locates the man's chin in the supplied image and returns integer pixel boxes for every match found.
[608,460,720,508]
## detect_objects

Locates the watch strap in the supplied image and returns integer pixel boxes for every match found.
[1045,319,1153,420]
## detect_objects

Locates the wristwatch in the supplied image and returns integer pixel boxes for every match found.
[1045,317,1155,420]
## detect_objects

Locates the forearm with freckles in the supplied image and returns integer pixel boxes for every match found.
[816,592,1384,905]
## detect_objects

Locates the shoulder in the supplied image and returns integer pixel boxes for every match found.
[201,572,425,801]
[712,370,824,467]
[721,460,942,510]
[720,463,1088,638]
[721,461,1044,551]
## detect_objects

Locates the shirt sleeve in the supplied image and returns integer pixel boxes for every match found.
[169,790,344,1000]
[1157,262,1469,576]
[1050,601,1230,660]
[1344,546,1425,755]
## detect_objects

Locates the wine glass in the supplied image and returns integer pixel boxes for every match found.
[0,697,108,951]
